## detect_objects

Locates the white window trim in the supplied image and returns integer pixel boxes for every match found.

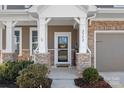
[30,27,37,56]
[14,27,22,56]
[94,30,124,68]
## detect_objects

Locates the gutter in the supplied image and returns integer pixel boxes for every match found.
[86,13,96,54]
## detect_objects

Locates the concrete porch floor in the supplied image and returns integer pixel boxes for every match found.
[48,67,79,88]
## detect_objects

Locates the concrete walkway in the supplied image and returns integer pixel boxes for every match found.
[100,72,124,88]
[48,68,124,88]
[48,67,79,88]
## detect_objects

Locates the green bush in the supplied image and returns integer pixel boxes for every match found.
[0,61,33,82]
[16,64,49,88]
[82,67,99,84]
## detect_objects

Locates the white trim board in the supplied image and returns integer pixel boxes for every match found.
[92,18,124,21]
[94,30,124,68]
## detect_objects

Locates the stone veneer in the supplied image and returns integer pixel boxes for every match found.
[18,49,31,61]
[34,53,51,68]
[2,52,17,62]
[76,53,91,76]
[88,21,124,66]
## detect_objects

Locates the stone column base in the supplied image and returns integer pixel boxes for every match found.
[76,53,91,77]
[34,52,51,69]
[2,52,18,62]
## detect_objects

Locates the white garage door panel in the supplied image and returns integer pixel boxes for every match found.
[96,33,124,72]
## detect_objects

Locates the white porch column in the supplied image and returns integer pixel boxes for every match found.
[38,17,47,53]
[5,21,14,53]
[79,17,87,53]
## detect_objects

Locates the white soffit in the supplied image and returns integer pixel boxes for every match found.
[16,21,37,26]
[48,18,75,25]
[37,5,87,17]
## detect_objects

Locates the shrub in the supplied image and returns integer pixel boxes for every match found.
[82,67,99,84]
[0,61,33,82]
[16,64,49,88]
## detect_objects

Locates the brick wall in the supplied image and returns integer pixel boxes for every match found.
[88,21,124,64]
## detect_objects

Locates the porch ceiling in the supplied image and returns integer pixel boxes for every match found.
[48,18,75,26]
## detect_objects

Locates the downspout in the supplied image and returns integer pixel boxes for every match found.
[86,13,96,55]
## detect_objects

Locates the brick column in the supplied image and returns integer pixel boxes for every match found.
[76,53,91,76]
[34,52,51,68]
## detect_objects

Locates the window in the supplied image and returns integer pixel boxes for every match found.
[30,28,38,55]
[32,31,38,54]
[14,30,20,55]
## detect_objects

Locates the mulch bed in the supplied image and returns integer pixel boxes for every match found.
[0,78,52,88]
[0,80,17,88]
[42,78,52,88]
[74,76,112,88]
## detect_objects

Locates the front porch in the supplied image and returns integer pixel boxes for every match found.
[0,5,94,74]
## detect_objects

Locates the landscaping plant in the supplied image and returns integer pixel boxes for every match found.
[0,61,33,82]
[82,67,99,84]
[16,64,50,88]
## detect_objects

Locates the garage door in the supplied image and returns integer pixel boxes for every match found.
[96,32,124,72]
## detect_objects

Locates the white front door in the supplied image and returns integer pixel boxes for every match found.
[54,32,71,66]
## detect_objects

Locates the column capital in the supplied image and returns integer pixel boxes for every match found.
[2,20,17,27]
[79,17,87,25]
[74,17,87,25]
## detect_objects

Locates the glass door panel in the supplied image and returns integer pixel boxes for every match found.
[58,36,68,62]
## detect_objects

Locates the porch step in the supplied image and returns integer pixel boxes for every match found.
[51,79,78,88]
[48,67,78,79]
[48,67,79,88]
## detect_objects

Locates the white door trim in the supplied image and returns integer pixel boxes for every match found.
[54,32,71,66]
[94,30,124,68]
